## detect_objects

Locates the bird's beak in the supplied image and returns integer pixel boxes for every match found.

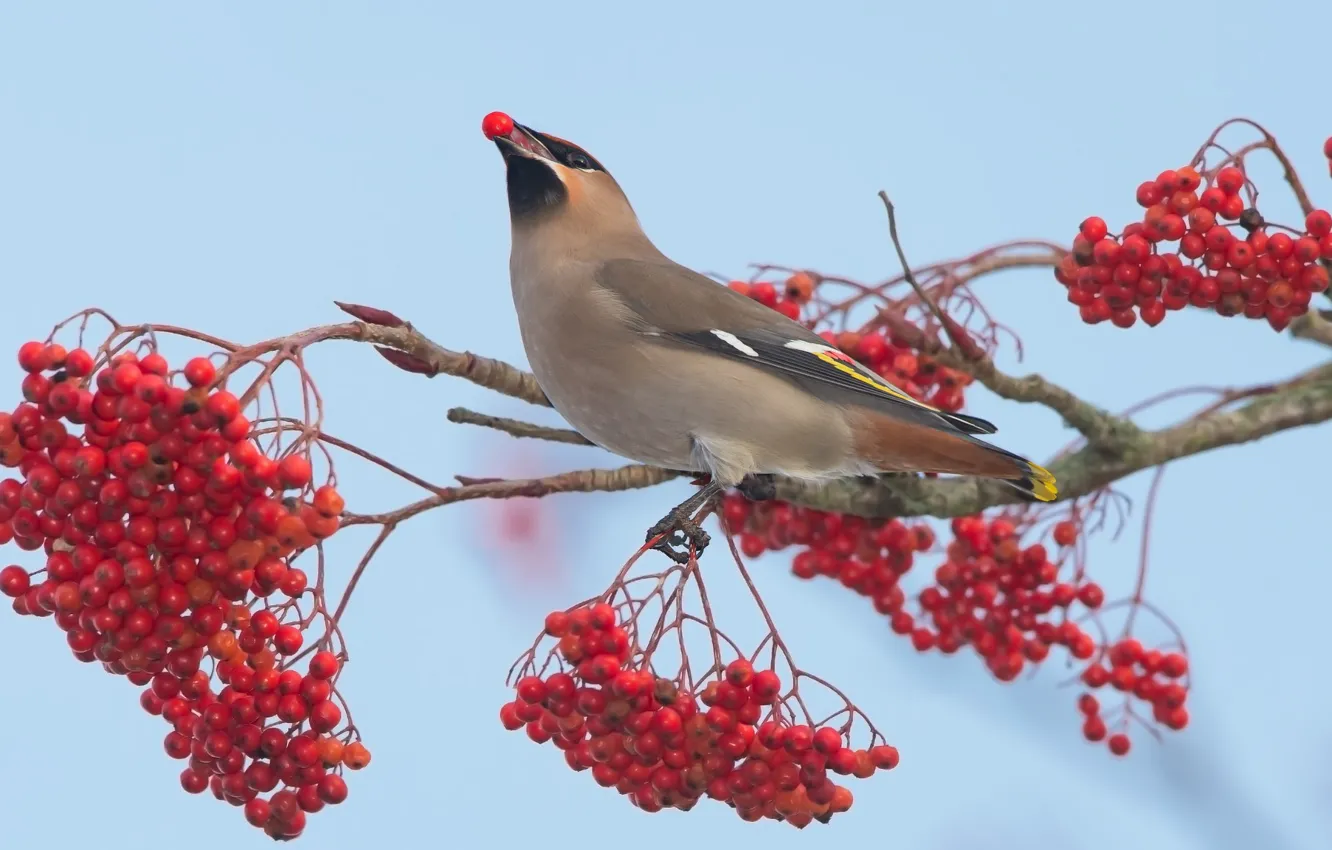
[493,122,556,164]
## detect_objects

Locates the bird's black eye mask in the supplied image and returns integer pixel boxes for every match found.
[504,127,606,220]
[525,128,606,173]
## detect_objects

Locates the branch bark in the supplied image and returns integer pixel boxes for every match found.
[772,361,1332,517]
[1291,310,1332,348]
[942,354,1143,448]
[334,309,1332,520]
[446,407,592,446]
[342,463,680,527]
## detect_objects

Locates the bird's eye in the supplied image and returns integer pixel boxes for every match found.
[566,152,592,169]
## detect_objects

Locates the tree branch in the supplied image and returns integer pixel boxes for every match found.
[1291,310,1332,348]
[320,311,550,407]
[342,463,680,527]
[329,306,1331,521]
[446,407,593,446]
[772,361,1332,517]
[871,194,1139,448]
[942,353,1143,447]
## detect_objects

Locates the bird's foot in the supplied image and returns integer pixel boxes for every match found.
[645,508,712,564]
[736,473,777,502]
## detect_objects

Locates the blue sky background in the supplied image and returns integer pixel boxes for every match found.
[2,3,1330,848]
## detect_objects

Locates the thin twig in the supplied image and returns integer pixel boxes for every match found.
[340,463,680,527]
[877,190,986,360]
[446,407,593,446]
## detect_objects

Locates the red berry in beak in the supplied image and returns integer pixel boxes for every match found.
[482,111,515,140]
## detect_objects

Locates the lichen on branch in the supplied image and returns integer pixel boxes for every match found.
[344,304,1332,519]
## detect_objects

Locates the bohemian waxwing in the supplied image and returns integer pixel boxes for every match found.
[484,112,1056,561]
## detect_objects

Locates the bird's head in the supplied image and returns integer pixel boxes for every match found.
[483,111,639,235]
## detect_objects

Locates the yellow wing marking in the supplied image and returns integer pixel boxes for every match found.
[812,350,942,412]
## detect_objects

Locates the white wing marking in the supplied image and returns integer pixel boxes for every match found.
[711,329,759,356]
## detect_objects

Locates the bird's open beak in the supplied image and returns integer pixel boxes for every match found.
[494,122,556,163]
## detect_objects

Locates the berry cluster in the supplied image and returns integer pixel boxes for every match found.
[1,340,369,840]
[1055,164,1332,331]
[893,516,1106,677]
[722,499,1190,756]
[728,275,974,412]
[1077,636,1189,754]
[727,274,816,322]
[501,602,899,827]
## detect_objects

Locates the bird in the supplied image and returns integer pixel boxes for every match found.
[483,111,1056,562]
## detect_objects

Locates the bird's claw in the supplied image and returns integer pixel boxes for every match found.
[646,509,711,564]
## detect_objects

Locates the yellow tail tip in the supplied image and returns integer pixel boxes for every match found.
[1027,462,1058,501]
[1030,478,1058,502]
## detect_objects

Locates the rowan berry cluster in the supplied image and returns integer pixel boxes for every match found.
[728,274,974,412]
[722,497,1191,757]
[1077,636,1189,756]
[503,601,898,826]
[1055,163,1332,331]
[1,334,369,840]
[727,273,817,323]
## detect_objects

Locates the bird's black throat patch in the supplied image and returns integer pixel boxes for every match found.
[505,154,567,221]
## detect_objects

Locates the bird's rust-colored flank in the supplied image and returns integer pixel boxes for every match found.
[845,408,1023,479]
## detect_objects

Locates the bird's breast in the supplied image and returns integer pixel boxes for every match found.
[509,262,697,468]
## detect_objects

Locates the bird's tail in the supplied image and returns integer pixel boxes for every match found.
[846,408,1058,502]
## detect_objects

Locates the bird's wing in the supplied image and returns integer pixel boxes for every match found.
[593,257,998,437]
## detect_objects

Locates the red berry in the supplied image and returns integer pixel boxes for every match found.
[1077,583,1104,609]
[1175,166,1201,192]
[1110,308,1137,329]
[204,390,241,423]
[180,768,209,794]
[544,610,570,636]
[515,675,547,704]
[63,348,95,377]
[1305,209,1332,238]
[750,669,782,703]
[1219,194,1244,220]
[749,281,777,307]
[1140,299,1166,327]
[1160,652,1188,678]
[17,341,49,373]
[273,625,303,655]
[0,565,30,598]
[318,774,349,805]
[1107,733,1131,756]
[309,651,339,680]
[1225,241,1254,268]
[1091,238,1121,267]
[1082,716,1106,742]
[868,745,899,769]
[278,455,313,489]
[244,797,272,827]
[1079,216,1108,242]
[1052,521,1078,547]
[309,699,343,733]
[182,356,215,387]
[1215,167,1245,195]
[724,658,753,687]
[812,726,843,754]
[482,111,516,140]
[1135,182,1161,207]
